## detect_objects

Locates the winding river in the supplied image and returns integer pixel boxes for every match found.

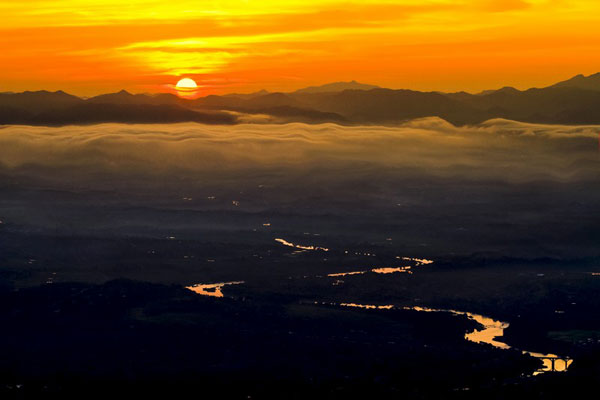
[187,240,572,376]
[186,281,244,297]
[402,306,572,375]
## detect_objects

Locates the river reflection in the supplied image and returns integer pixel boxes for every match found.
[340,303,394,310]
[397,256,434,265]
[331,303,573,375]
[328,271,367,277]
[372,266,412,274]
[403,306,571,375]
[185,238,567,377]
[527,351,573,373]
[328,265,413,277]
[186,281,244,297]
[275,238,329,252]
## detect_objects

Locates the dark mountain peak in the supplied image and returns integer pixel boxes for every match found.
[497,86,519,93]
[294,81,380,94]
[0,89,83,115]
[196,91,300,109]
[0,89,81,102]
[224,89,270,98]
[21,90,49,95]
[549,72,600,91]
[5,73,600,126]
[476,86,520,96]
[88,90,145,104]
[260,92,291,99]
[441,91,476,101]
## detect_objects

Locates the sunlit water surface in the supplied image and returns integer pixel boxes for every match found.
[186,240,570,376]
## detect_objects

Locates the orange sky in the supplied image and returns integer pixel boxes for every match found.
[1,0,600,96]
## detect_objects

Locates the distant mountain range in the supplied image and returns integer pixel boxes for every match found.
[294,80,380,94]
[2,74,600,126]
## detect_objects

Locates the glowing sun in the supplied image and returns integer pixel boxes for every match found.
[175,78,198,91]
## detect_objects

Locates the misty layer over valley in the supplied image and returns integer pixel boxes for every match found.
[1,119,600,398]
[1,119,598,259]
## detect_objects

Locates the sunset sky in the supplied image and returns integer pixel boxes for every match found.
[1,0,600,96]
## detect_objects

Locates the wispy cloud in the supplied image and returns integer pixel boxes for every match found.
[1,0,600,94]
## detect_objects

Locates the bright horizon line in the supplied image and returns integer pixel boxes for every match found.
[3,71,598,98]
[4,1,600,97]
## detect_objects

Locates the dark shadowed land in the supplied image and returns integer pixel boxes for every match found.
[1,106,600,398]
[3,72,600,126]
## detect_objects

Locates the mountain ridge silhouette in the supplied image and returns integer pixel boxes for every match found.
[2,73,600,126]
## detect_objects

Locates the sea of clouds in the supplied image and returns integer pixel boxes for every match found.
[1,118,599,259]
[0,118,597,185]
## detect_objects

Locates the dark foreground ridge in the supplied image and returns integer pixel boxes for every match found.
[2,73,600,126]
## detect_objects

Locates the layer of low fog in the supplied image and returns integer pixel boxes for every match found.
[0,118,599,259]
[0,118,598,183]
